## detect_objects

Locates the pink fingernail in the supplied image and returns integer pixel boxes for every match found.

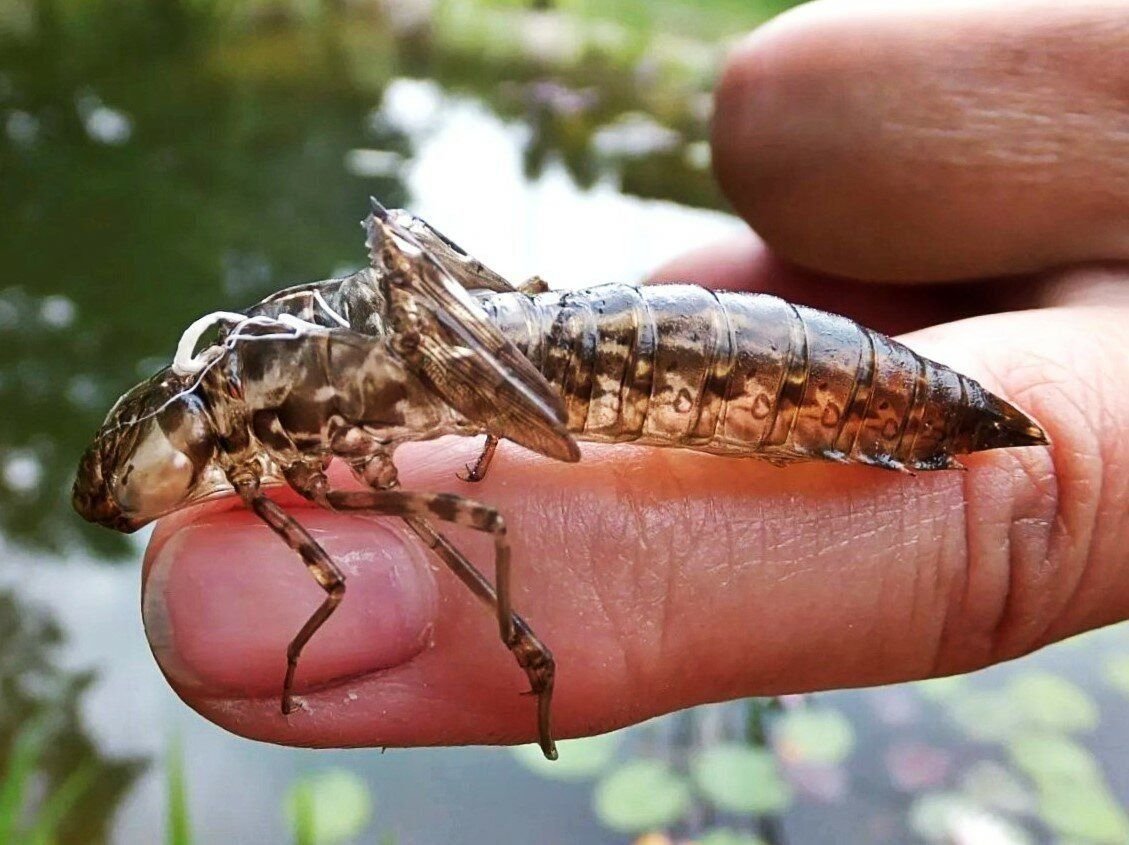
[143,508,438,698]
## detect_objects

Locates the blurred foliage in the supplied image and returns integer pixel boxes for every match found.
[0,720,98,845]
[0,0,804,554]
[166,746,384,845]
[690,744,792,816]
[510,731,622,781]
[1102,652,1129,698]
[166,737,191,845]
[512,633,1129,844]
[284,768,375,845]
[696,831,767,845]
[0,591,143,843]
[594,759,692,834]
[772,708,854,766]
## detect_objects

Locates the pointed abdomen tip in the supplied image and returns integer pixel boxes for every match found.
[972,392,1051,452]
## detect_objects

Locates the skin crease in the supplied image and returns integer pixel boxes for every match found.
[141,0,1129,750]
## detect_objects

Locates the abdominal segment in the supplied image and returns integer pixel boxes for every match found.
[479,284,1043,471]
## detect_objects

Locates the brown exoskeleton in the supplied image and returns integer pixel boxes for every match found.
[73,199,1049,759]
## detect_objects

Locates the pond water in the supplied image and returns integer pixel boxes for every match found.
[2,2,1128,844]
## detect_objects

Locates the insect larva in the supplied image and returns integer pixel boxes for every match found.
[73,202,1048,761]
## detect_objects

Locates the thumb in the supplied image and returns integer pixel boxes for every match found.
[142,305,1127,750]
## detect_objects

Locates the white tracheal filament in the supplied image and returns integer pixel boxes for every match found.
[312,289,349,327]
[171,311,324,376]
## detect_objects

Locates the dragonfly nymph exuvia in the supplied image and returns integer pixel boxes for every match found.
[73,199,1048,759]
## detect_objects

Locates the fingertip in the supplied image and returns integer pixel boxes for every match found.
[143,506,438,701]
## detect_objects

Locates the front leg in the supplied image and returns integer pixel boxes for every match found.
[235,477,345,715]
[288,460,557,759]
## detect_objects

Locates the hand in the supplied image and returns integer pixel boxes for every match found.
[142,0,1129,750]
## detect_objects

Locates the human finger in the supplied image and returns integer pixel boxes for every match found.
[712,0,1129,280]
[143,304,1129,750]
[648,230,1041,335]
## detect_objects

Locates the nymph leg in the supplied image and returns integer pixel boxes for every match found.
[323,487,557,760]
[458,435,499,483]
[236,479,345,715]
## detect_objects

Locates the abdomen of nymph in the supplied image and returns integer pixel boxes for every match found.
[479,284,988,471]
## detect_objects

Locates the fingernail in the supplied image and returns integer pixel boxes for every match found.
[143,508,438,698]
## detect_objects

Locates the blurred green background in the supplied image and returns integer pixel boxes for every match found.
[2,1,1129,843]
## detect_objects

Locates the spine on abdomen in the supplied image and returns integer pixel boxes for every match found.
[479,284,1039,471]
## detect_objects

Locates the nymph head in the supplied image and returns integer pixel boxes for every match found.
[72,370,220,532]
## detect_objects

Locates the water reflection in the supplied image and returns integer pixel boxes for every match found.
[0,0,750,555]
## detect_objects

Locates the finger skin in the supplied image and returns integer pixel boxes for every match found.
[712,0,1129,280]
[647,231,1041,335]
[143,305,1129,750]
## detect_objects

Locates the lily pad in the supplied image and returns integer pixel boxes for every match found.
[945,690,1027,743]
[1007,734,1129,843]
[909,792,1033,845]
[1036,781,1129,844]
[690,744,793,815]
[773,708,855,765]
[284,769,372,845]
[593,760,691,834]
[913,675,971,702]
[958,761,1034,815]
[1008,734,1100,786]
[909,792,980,842]
[510,732,621,781]
[1101,653,1129,699]
[696,828,767,845]
[1005,673,1098,733]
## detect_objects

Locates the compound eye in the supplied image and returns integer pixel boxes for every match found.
[112,422,195,517]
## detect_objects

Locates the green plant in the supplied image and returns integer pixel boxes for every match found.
[0,719,98,845]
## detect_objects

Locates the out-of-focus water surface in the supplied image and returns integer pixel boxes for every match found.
[2,2,1129,843]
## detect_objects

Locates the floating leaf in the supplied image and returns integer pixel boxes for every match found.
[284,769,372,845]
[1006,735,1129,843]
[958,761,1034,815]
[909,792,1032,844]
[511,732,621,781]
[1101,654,1129,699]
[909,792,981,842]
[696,828,767,845]
[1005,673,1098,733]
[1036,780,1129,844]
[945,690,1027,743]
[690,744,792,816]
[773,708,855,765]
[913,676,971,702]
[593,760,690,834]
[1008,734,1100,787]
